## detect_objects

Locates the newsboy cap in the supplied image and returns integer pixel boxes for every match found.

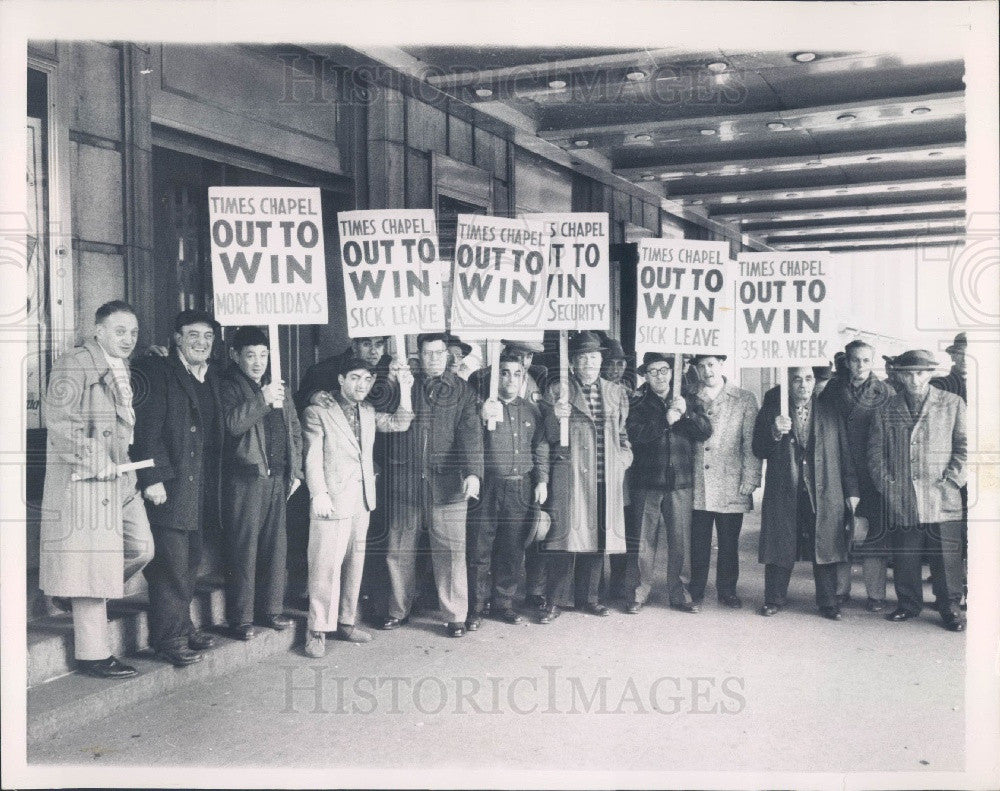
[502,338,545,354]
[891,349,939,371]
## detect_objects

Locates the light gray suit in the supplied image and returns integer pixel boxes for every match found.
[302,399,411,632]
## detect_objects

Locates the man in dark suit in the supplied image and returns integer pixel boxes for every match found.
[131,310,224,667]
[380,333,484,638]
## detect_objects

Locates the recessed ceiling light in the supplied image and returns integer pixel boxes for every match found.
[691,199,704,205]
[699,128,717,136]
[659,173,671,180]
[707,61,728,73]
[793,52,817,63]
[573,139,589,148]
[767,121,788,131]
[911,106,931,115]
[784,192,801,199]
[738,197,751,203]
[475,87,493,98]
[695,171,709,177]
[837,113,857,122]
[632,133,652,141]
[751,167,765,173]
[641,174,654,181]
[548,79,567,90]
[625,69,646,82]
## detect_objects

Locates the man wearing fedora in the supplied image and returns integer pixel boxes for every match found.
[688,353,761,609]
[473,351,550,628]
[537,330,632,623]
[600,336,634,397]
[869,349,967,632]
[625,352,712,613]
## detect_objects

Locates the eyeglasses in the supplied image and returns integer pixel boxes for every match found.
[646,366,672,377]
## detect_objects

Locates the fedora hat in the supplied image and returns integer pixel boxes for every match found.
[523,507,551,548]
[568,330,604,357]
[812,364,835,381]
[945,332,967,354]
[891,349,939,371]
[603,337,627,361]
[502,338,545,354]
[690,353,727,364]
[637,351,674,376]
[443,333,472,357]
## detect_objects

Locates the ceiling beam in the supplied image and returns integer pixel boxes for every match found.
[718,200,966,222]
[775,234,965,251]
[760,218,965,240]
[678,176,964,205]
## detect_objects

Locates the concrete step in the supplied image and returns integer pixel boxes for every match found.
[27,581,226,688]
[27,614,305,743]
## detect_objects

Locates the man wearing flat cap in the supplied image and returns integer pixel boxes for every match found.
[625,352,712,614]
[869,349,967,632]
[537,331,632,623]
[469,338,546,404]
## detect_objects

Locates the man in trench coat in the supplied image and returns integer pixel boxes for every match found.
[869,349,966,632]
[538,331,632,623]
[131,309,225,666]
[39,301,155,678]
[753,367,859,620]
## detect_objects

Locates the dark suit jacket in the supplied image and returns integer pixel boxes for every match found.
[131,353,224,531]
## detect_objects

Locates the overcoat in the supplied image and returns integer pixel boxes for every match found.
[867,387,966,526]
[39,340,142,598]
[542,377,633,553]
[753,387,859,567]
[130,352,225,531]
[692,380,761,513]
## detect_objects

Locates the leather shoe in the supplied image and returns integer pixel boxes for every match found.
[337,625,373,643]
[446,622,466,638]
[465,616,482,631]
[526,594,547,610]
[758,604,780,617]
[625,601,643,615]
[538,606,561,624]
[379,616,409,630]
[155,646,203,667]
[819,606,843,621]
[479,602,492,617]
[670,602,700,614]
[496,608,524,625]
[262,614,293,631]
[865,598,887,613]
[583,603,610,617]
[78,656,137,679]
[885,608,916,622]
[231,623,256,641]
[942,617,966,633]
[188,630,216,650]
[719,594,743,609]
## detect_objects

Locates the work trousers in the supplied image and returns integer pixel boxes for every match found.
[308,511,370,632]
[524,540,546,599]
[764,562,838,608]
[626,487,694,606]
[834,558,887,601]
[144,525,203,651]
[543,485,607,609]
[891,521,963,617]
[468,474,532,614]
[689,510,744,601]
[72,477,154,660]
[386,483,468,623]
[223,472,288,628]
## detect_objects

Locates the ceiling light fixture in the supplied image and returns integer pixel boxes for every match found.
[793,52,817,63]
[837,113,857,122]
[633,133,652,141]
[475,87,493,98]
[699,128,718,136]
[767,121,788,131]
[573,139,589,148]
[691,199,704,205]
[707,61,728,73]
[548,79,567,90]
[785,192,800,198]
[625,69,646,82]
[641,174,654,181]
[695,171,709,177]
[911,106,931,115]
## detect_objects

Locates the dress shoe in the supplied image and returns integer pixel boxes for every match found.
[496,608,524,625]
[670,602,700,614]
[819,606,843,621]
[885,608,916,622]
[526,594,547,610]
[261,614,293,631]
[719,594,743,609]
[337,625,373,643]
[465,616,482,631]
[480,602,492,617]
[446,622,466,638]
[155,646,203,667]
[188,629,216,650]
[538,606,561,624]
[379,616,409,630]
[304,631,326,658]
[78,655,138,679]
[583,603,611,617]
[625,601,643,615]
[942,616,966,633]
[232,623,256,641]
[865,598,887,613]
[758,604,780,617]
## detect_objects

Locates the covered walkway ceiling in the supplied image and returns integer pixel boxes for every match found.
[387,46,966,252]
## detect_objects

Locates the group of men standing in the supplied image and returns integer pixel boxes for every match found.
[38,299,968,679]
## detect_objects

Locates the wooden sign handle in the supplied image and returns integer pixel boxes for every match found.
[779,367,789,418]
[559,330,570,446]
[487,339,501,431]
[672,352,683,400]
[394,334,412,411]
[268,323,282,387]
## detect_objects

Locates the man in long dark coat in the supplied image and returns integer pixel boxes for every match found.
[753,367,859,620]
